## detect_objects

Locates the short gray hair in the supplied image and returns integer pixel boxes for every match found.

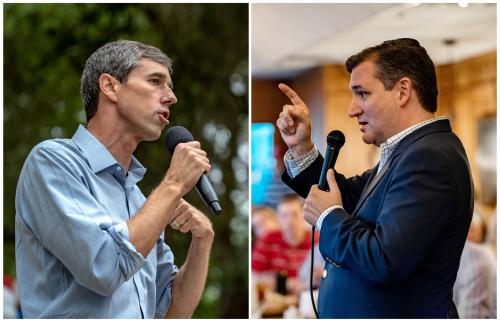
[80,40,172,122]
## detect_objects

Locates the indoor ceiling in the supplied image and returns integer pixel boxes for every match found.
[252,3,497,79]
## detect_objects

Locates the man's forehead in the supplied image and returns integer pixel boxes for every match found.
[134,59,170,76]
[349,60,376,88]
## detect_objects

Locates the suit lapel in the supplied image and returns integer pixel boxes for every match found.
[351,153,399,216]
[351,119,452,216]
[356,164,379,204]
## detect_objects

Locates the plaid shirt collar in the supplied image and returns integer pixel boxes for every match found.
[378,116,447,173]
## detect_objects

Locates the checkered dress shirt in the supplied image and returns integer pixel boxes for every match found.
[377,116,447,174]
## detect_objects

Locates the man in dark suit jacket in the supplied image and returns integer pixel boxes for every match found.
[275,38,474,318]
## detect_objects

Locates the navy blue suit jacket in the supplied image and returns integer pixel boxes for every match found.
[283,120,473,318]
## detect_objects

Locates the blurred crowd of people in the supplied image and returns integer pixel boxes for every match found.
[251,191,497,319]
[251,193,324,318]
[252,195,322,293]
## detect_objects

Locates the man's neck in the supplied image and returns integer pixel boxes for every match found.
[87,119,139,171]
[391,110,435,139]
[405,113,435,129]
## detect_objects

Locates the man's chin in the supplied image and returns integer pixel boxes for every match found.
[361,134,374,145]
[143,129,163,142]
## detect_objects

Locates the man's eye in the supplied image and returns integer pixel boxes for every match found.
[149,79,160,85]
[357,91,368,99]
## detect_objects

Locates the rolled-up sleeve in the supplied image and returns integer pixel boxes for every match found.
[107,222,149,281]
[17,145,147,296]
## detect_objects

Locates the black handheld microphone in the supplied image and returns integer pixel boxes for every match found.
[318,130,345,191]
[310,129,345,319]
[164,126,222,215]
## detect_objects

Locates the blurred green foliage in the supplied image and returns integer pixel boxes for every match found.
[4,3,248,318]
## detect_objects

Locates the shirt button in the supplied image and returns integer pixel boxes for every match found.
[116,166,121,172]
[323,269,327,278]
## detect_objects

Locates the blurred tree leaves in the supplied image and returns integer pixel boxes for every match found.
[4,3,248,318]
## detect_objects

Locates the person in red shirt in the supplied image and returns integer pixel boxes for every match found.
[252,194,318,294]
[251,206,280,249]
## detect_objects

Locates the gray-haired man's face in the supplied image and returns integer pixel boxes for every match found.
[112,59,177,141]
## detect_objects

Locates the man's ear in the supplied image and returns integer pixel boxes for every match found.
[98,73,119,103]
[397,77,412,108]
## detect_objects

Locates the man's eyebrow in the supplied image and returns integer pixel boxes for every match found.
[350,84,363,91]
[147,72,167,79]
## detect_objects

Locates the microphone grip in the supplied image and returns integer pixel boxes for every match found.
[318,147,340,191]
[195,175,222,215]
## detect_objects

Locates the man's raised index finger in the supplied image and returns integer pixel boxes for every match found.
[278,83,305,106]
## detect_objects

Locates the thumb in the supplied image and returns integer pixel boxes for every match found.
[326,169,337,191]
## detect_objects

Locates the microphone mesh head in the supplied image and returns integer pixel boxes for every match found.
[327,130,345,148]
[164,126,194,154]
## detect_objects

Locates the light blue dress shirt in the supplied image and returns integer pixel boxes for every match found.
[15,125,178,318]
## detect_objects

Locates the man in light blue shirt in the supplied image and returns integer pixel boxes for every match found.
[15,40,214,318]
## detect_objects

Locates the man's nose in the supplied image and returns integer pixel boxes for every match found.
[161,89,177,105]
[347,98,361,118]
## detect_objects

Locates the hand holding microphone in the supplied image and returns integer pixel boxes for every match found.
[304,170,342,226]
[164,126,222,215]
[303,130,345,227]
[163,140,210,197]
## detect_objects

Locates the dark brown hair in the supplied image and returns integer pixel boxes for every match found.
[346,38,438,113]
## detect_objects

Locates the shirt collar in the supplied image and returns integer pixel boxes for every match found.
[72,125,146,180]
[128,155,147,183]
[377,116,447,174]
[380,116,447,152]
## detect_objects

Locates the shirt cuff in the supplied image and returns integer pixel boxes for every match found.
[316,205,344,231]
[284,146,319,178]
[107,221,148,280]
